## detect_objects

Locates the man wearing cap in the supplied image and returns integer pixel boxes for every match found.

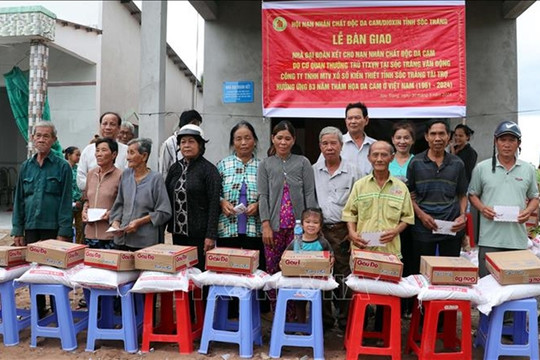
[469,120,539,277]
[158,109,202,179]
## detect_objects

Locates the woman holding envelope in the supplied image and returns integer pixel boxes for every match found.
[216,121,264,266]
[110,138,171,250]
[82,137,123,249]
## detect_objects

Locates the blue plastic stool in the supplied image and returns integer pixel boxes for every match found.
[474,297,539,360]
[29,283,89,351]
[268,288,324,359]
[0,280,31,346]
[199,285,262,358]
[85,281,144,353]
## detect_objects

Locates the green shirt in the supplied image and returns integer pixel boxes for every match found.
[342,173,414,257]
[11,152,73,237]
[468,158,539,249]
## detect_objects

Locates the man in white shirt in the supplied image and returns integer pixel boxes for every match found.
[313,126,362,331]
[158,109,202,179]
[317,102,376,176]
[77,112,128,190]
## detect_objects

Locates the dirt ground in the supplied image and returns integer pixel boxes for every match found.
[0,230,534,359]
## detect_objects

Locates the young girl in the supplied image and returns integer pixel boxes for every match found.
[284,208,334,324]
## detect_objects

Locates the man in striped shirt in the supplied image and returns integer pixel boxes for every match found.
[406,119,468,275]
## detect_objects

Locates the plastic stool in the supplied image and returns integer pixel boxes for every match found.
[85,281,144,353]
[141,281,204,354]
[199,285,262,358]
[29,283,88,351]
[344,292,401,360]
[405,298,472,359]
[0,280,31,346]
[474,297,539,359]
[269,288,324,359]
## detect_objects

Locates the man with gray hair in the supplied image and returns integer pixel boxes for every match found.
[11,121,73,317]
[117,121,136,145]
[313,126,362,331]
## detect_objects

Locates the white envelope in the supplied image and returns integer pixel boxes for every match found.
[361,231,385,247]
[433,219,456,236]
[493,205,519,222]
[87,208,107,222]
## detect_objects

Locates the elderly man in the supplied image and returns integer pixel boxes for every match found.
[313,126,362,331]
[406,119,468,275]
[77,112,128,190]
[469,121,539,277]
[342,140,414,331]
[158,109,202,179]
[342,141,414,256]
[11,121,72,316]
[117,121,136,145]
[318,102,376,176]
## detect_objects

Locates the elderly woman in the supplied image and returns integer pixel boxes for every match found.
[217,121,263,258]
[165,124,221,271]
[258,120,317,309]
[110,138,171,250]
[82,138,123,249]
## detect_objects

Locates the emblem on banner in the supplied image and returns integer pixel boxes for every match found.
[273,16,287,32]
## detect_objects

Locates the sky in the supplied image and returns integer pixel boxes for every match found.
[517,1,540,166]
[0,0,204,79]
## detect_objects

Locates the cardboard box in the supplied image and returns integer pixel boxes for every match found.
[26,240,87,269]
[486,250,540,285]
[350,250,403,283]
[84,248,135,271]
[420,256,478,285]
[206,247,259,275]
[134,244,198,273]
[279,250,332,277]
[0,246,27,267]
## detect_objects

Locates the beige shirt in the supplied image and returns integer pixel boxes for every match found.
[83,166,123,240]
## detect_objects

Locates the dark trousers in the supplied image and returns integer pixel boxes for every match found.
[217,235,270,314]
[410,230,464,275]
[478,245,515,278]
[25,229,59,316]
[173,235,206,271]
[321,222,351,330]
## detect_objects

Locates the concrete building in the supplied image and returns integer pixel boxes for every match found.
[0,1,202,175]
[190,0,536,164]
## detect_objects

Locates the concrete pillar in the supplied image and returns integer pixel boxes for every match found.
[139,0,167,170]
[27,40,49,158]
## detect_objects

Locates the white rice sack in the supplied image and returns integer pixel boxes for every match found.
[0,263,31,283]
[531,235,540,249]
[70,266,140,289]
[131,267,201,293]
[16,263,84,287]
[527,238,534,249]
[460,248,479,267]
[191,269,270,290]
[263,271,338,291]
[405,274,485,305]
[474,274,540,315]
[345,275,419,298]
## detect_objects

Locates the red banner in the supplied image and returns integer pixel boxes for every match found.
[262,1,466,118]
